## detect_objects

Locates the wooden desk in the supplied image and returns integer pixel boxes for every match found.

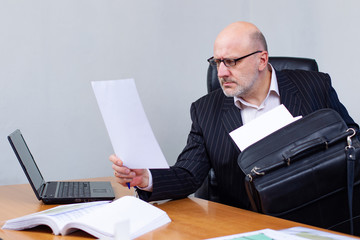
[0,177,358,240]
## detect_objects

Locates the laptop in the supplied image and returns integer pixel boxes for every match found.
[7,129,115,204]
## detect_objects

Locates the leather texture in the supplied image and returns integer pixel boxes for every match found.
[238,109,360,236]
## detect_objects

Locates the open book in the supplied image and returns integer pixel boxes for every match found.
[2,196,171,239]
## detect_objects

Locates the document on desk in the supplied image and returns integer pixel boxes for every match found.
[230,104,302,151]
[205,228,308,240]
[92,79,169,169]
[281,227,358,240]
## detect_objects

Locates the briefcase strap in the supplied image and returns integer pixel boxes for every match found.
[346,128,356,235]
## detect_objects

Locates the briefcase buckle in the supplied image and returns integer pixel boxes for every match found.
[248,167,265,182]
[346,128,356,149]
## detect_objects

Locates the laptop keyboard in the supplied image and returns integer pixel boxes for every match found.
[58,182,91,198]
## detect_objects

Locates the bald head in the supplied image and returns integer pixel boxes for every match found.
[214,22,267,58]
[213,22,271,105]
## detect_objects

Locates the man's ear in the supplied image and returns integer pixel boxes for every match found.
[258,51,268,71]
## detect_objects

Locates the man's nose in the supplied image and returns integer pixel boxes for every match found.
[217,62,230,78]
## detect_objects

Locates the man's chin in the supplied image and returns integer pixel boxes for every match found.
[221,87,237,97]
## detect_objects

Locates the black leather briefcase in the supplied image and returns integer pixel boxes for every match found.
[237,108,360,236]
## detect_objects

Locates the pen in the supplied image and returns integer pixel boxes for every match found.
[126,182,130,189]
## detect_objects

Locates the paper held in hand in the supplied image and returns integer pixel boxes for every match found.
[92,79,169,169]
[2,196,171,239]
[230,104,302,151]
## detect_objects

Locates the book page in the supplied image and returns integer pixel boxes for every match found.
[2,201,109,235]
[62,196,171,239]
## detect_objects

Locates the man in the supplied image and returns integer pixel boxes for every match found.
[110,21,358,209]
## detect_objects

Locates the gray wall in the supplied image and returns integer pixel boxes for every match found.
[1,0,359,185]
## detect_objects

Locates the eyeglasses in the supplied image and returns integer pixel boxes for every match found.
[207,50,262,68]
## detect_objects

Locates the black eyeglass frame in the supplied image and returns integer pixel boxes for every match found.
[207,50,263,67]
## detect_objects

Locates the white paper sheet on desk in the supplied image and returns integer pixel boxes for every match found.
[229,104,302,151]
[91,79,169,169]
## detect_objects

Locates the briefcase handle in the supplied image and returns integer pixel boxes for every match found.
[247,129,354,182]
[283,129,356,166]
[282,137,328,166]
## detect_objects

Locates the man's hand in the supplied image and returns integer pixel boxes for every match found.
[109,154,149,188]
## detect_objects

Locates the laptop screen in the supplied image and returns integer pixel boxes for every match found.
[8,129,45,198]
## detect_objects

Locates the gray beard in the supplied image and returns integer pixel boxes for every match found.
[219,78,252,98]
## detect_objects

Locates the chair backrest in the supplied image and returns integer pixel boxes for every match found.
[196,56,319,202]
[207,56,319,93]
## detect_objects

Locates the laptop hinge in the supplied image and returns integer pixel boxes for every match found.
[39,182,47,199]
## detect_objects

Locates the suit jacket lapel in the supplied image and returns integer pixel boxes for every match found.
[276,70,303,117]
[221,96,243,153]
[221,96,243,134]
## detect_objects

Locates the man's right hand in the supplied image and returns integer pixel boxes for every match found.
[109,154,149,189]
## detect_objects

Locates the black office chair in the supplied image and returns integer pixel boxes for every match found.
[195,56,319,202]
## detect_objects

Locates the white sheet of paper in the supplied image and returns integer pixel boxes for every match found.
[229,104,301,151]
[91,79,169,169]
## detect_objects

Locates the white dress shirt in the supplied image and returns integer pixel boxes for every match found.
[234,64,280,124]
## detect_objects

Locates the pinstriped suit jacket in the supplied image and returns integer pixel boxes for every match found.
[138,69,358,209]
